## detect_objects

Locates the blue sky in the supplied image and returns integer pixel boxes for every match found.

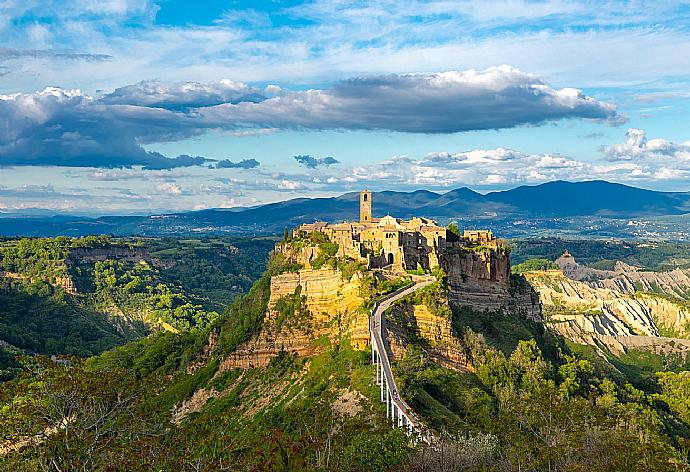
[2,0,690,214]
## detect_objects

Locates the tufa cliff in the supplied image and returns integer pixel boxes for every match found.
[442,249,540,319]
[219,231,531,372]
[220,265,367,370]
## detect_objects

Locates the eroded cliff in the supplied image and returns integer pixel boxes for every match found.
[442,250,540,319]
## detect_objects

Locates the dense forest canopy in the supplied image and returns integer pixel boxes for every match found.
[0,236,274,380]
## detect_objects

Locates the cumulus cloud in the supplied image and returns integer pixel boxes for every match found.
[205,66,619,133]
[294,155,340,168]
[313,130,689,191]
[0,87,212,169]
[0,67,619,169]
[600,128,690,161]
[277,180,306,190]
[215,158,260,169]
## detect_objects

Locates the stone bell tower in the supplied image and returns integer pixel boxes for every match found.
[360,189,372,223]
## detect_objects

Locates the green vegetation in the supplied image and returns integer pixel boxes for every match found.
[399,277,451,319]
[396,308,690,470]
[310,241,340,269]
[511,257,559,274]
[5,236,690,470]
[0,236,272,381]
[146,237,275,310]
[274,286,312,334]
[214,272,272,357]
[0,279,136,374]
[447,223,461,237]
[0,341,412,471]
[510,237,690,271]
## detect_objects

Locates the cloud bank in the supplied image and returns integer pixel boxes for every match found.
[0,66,619,169]
[601,128,690,162]
[207,66,619,133]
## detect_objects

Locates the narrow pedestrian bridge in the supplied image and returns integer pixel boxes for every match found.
[369,276,435,435]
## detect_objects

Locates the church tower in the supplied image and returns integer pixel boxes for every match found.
[360,189,372,223]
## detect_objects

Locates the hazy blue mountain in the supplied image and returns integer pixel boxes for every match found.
[1,180,689,237]
[484,180,690,217]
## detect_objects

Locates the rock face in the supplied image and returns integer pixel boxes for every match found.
[441,250,540,319]
[526,265,690,355]
[66,246,154,266]
[221,267,366,371]
[1,271,77,295]
[387,304,469,371]
[557,251,690,298]
[222,240,539,371]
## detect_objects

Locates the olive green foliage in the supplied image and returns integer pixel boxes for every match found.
[274,286,312,334]
[214,272,272,357]
[0,342,413,471]
[401,279,451,319]
[656,371,690,424]
[511,258,559,274]
[452,304,561,358]
[337,258,365,281]
[268,252,304,275]
[6,237,690,470]
[447,223,462,237]
[0,280,134,368]
[0,344,21,382]
[358,274,411,311]
[609,347,690,391]
[0,236,272,380]
[396,321,688,470]
[87,331,205,377]
[86,258,218,331]
[295,234,364,281]
[0,235,110,278]
[310,241,340,269]
[510,237,690,272]
[146,237,274,310]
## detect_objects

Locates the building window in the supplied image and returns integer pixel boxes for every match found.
[363,194,368,202]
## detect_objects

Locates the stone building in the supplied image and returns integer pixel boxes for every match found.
[295,190,450,273]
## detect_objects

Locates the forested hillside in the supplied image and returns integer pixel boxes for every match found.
[0,236,274,380]
[2,249,690,470]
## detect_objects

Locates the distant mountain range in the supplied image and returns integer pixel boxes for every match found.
[2,180,690,237]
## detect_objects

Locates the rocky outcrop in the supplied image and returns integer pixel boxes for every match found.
[66,246,154,266]
[526,271,660,340]
[387,303,469,371]
[634,293,690,336]
[557,251,690,298]
[525,267,690,355]
[220,268,367,371]
[441,250,540,319]
[1,271,77,295]
[591,268,690,300]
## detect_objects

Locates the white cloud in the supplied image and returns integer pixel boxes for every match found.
[204,66,619,133]
[601,128,690,162]
[156,182,182,195]
[0,68,618,168]
[277,180,305,191]
[483,174,508,185]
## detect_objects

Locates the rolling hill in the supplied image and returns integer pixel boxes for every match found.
[1,180,689,236]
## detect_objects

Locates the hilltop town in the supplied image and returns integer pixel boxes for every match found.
[295,190,502,274]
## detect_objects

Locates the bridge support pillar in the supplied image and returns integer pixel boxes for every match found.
[385,382,390,417]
